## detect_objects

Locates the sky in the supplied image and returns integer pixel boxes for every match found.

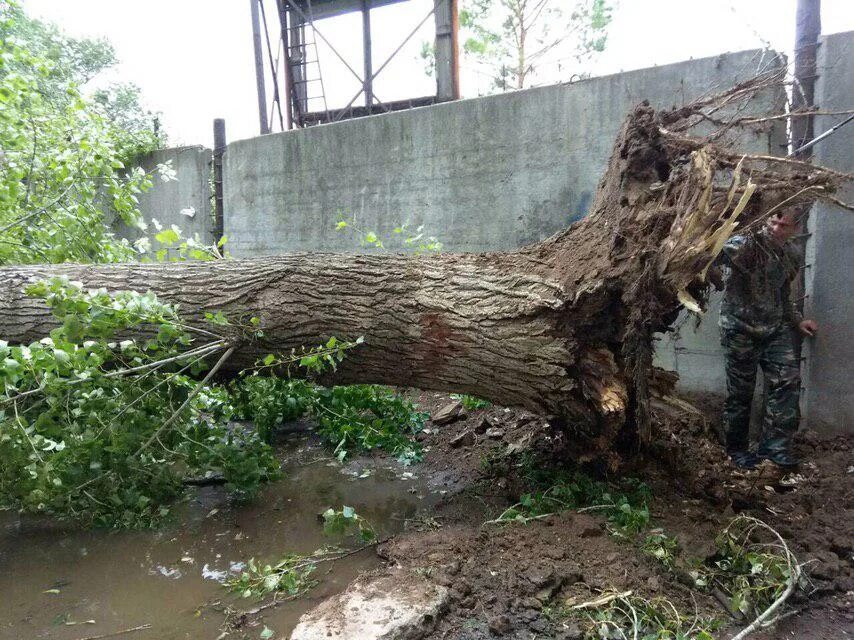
[21,0,854,147]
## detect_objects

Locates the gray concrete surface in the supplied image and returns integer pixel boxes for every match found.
[223,48,783,257]
[115,146,214,251]
[802,31,854,434]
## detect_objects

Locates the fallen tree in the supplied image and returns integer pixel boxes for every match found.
[0,75,848,452]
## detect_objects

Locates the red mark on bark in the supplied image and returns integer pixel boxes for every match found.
[419,313,463,370]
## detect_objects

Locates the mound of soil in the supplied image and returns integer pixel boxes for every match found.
[381,391,854,639]
[381,512,719,639]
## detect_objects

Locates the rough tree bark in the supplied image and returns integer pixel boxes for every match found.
[0,81,845,450]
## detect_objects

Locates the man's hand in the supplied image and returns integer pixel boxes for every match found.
[798,319,818,337]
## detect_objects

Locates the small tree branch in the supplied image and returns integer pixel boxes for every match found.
[135,345,236,454]
[70,624,152,640]
[569,590,634,610]
[0,340,227,407]
[0,181,77,235]
[727,516,801,640]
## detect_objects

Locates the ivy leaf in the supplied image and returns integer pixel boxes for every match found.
[155,228,180,245]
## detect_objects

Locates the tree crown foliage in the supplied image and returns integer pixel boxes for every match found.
[423,0,613,91]
[0,3,429,528]
[0,1,163,266]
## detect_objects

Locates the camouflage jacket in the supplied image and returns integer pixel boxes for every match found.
[717,231,802,336]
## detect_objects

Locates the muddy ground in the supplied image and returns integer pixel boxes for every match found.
[7,390,848,640]
[366,391,854,640]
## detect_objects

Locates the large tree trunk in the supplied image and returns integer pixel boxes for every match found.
[0,236,627,436]
[0,251,583,413]
[0,94,842,450]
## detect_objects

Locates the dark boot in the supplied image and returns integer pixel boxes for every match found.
[757,449,800,469]
[729,450,761,470]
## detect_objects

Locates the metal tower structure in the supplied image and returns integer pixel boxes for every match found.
[249,0,460,132]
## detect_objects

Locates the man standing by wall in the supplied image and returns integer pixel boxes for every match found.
[716,211,818,469]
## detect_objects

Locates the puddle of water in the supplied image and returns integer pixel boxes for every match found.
[0,432,435,640]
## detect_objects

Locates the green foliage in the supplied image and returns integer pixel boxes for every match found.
[546,515,801,639]
[232,364,426,465]
[226,507,375,601]
[449,0,613,92]
[450,393,491,410]
[641,530,680,568]
[607,498,651,537]
[547,592,719,640]
[92,82,163,158]
[0,3,115,94]
[145,219,225,262]
[231,336,426,464]
[313,385,426,465]
[491,467,651,536]
[0,278,279,527]
[24,276,187,344]
[246,336,364,378]
[335,215,443,253]
[0,1,244,522]
[225,554,318,599]
[178,419,280,501]
[698,518,806,619]
[0,2,162,155]
[322,505,376,542]
[490,465,801,637]
[231,377,315,442]
[0,5,275,530]
[419,41,436,77]
[0,2,162,266]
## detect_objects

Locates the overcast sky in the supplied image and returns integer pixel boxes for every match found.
[21,0,854,146]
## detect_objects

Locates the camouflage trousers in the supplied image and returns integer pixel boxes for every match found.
[721,324,800,455]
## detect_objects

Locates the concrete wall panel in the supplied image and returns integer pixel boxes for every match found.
[223,49,783,257]
[803,31,854,433]
[117,146,214,249]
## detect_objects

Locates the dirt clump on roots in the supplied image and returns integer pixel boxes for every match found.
[376,391,854,639]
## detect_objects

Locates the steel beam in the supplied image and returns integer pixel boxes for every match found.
[362,0,373,108]
[434,0,459,100]
[291,0,405,20]
[792,0,821,157]
[250,0,270,134]
[212,119,226,241]
[303,95,438,125]
[275,0,294,129]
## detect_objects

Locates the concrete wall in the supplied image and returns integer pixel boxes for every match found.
[802,31,854,433]
[223,49,783,257]
[116,146,214,249]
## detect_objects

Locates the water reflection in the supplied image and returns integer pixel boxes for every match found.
[0,431,434,640]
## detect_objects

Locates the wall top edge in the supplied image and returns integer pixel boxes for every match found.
[226,46,781,148]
